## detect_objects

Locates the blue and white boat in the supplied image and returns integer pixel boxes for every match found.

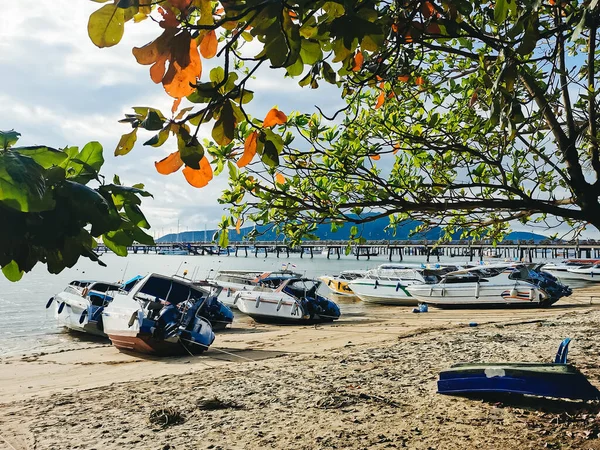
[234,277,341,324]
[47,277,141,337]
[101,273,233,355]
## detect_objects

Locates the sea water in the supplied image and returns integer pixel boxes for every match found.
[0,251,578,356]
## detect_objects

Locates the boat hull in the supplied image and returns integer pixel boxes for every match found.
[348,281,418,305]
[320,276,355,296]
[235,291,340,324]
[438,363,600,400]
[53,294,107,338]
[546,269,600,282]
[107,332,209,356]
[407,282,549,308]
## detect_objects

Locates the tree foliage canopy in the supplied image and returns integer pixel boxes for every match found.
[89,0,600,244]
[0,130,153,281]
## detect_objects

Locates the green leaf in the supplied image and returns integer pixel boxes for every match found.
[218,229,229,248]
[144,128,170,147]
[115,129,138,156]
[140,110,165,131]
[494,0,509,23]
[212,101,236,146]
[0,130,20,150]
[178,134,205,169]
[77,141,105,172]
[103,230,131,256]
[88,3,125,48]
[2,260,24,282]
[0,152,51,212]
[15,146,67,168]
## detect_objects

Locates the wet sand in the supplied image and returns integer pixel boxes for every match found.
[2,287,600,449]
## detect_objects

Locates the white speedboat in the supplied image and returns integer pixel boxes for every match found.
[47,280,130,337]
[234,278,340,324]
[348,264,458,305]
[561,263,600,282]
[407,264,572,308]
[102,273,233,355]
[320,270,368,295]
[543,260,600,282]
[207,269,301,308]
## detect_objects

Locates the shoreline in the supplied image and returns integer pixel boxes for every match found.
[2,288,600,449]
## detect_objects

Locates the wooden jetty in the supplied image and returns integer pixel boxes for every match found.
[96,239,600,263]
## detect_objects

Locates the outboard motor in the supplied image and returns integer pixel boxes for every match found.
[198,297,234,331]
[154,304,182,339]
[302,295,341,321]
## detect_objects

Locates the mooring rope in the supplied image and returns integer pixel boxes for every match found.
[0,433,18,450]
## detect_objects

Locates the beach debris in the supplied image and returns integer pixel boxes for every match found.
[149,407,185,428]
[412,303,429,313]
[196,397,242,410]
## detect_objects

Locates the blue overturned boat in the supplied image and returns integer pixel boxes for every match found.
[438,338,600,401]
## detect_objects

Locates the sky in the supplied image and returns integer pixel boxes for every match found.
[1,2,597,240]
[0,1,343,238]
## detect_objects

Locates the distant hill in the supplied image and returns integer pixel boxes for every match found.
[157,217,549,243]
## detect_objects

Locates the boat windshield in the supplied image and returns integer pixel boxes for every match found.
[283,279,320,299]
[136,276,208,305]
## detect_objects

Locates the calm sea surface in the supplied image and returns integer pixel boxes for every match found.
[0,252,582,356]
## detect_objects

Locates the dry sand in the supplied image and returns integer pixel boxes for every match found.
[2,288,600,449]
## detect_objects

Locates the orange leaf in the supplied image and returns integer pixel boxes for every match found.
[391,23,399,33]
[236,217,242,234]
[415,76,425,85]
[469,90,478,108]
[163,32,202,98]
[171,97,182,114]
[351,51,364,72]
[404,31,413,43]
[158,6,179,29]
[182,156,213,188]
[150,55,168,83]
[275,173,285,184]
[288,10,298,18]
[237,131,258,167]
[393,143,401,154]
[397,75,410,82]
[426,23,440,34]
[549,0,556,4]
[155,151,184,175]
[375,91,385,109]
[369,154,381,160]
[200,30,218,59]
[421,1,435,18]
[263,108,287,128]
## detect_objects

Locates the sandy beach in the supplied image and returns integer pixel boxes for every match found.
[3,288,600,450]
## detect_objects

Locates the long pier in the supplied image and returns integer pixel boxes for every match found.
[96,240,600,263]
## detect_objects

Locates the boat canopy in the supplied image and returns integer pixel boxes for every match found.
[136,274,210,306]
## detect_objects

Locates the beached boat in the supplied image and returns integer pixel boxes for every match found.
[208,269,302,308]
[102,273,233,355]
[407,264,572,308]
[438,338,600,400]
[348,264,459,305]
[48,280,124,337]
[543,259,600,282]
[542,258,599,274]
[319,270,368,295]
[234,277,341,324]
[158,248,189,255]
